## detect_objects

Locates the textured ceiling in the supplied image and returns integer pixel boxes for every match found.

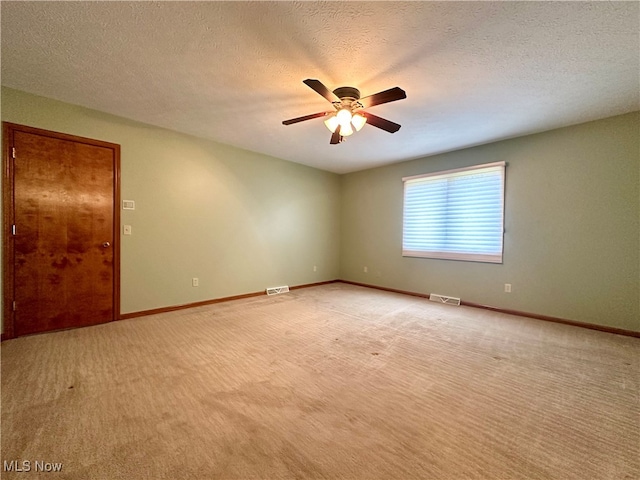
[2,1,638,174]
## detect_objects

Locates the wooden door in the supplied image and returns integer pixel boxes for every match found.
[3,123,120,338]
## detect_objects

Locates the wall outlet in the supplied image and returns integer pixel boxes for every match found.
[363,266,368,273]
[313,265,317,272]
[123,225,132,235]
[504,283,512,293]
[192,278,199,287]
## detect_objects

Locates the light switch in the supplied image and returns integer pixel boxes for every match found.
[123,225,132,235]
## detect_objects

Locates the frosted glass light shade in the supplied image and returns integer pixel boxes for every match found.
[324,115,340,133]
[336,108,352,125]
[340,122,354,136]
[351,113,367,131]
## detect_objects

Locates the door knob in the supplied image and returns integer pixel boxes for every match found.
[102,242,111,248]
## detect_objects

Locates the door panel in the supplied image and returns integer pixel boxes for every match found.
[7,125,119,337]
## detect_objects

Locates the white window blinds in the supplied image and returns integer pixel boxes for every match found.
[402,161,505,263]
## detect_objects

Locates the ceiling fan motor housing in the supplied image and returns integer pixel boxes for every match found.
[333,86,361,101]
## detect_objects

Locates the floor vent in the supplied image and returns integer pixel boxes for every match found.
[429,293,461,306]
[266,285,290,296]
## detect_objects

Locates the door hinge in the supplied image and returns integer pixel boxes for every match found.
[11,225,16,236]
[11,147,16,159]
[12,301,16,311]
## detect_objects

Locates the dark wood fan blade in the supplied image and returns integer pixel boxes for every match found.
[362,112,401,133]
[304,79,340,103]
[282,111,330,125]
[359,87,406,108]
[330,124,342,144]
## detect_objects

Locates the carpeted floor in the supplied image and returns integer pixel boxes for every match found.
[1,283,638,479]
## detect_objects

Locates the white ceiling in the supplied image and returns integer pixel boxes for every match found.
[2,1,638,174]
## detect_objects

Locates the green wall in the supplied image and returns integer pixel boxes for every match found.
[2,87,638,333]
[340,112,640,331]
[1,87,341,318]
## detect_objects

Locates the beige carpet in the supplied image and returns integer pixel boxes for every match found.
[1,283,638,479]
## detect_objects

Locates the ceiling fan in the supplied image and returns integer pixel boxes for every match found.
[282,79,407,144]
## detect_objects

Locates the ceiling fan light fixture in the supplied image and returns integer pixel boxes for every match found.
[351,113,367,131]
[324,115,340,133]
[283,79,406,144]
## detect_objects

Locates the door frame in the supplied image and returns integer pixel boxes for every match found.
[2,122,121,339]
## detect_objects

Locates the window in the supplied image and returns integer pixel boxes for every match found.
[402,161,505,263]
